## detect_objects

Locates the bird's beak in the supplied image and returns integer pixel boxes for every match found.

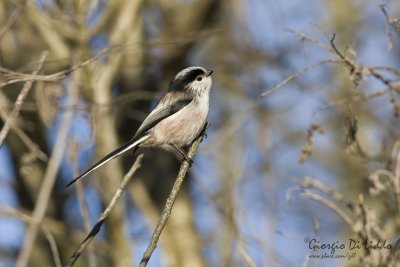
[206,69,213,76]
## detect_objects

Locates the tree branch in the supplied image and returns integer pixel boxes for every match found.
[138,122,209,267]
[65,154,143,267]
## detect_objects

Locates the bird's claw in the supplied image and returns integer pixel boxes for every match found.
[184,157,193,167]
[199,122,210,141]
[200,131,208,139]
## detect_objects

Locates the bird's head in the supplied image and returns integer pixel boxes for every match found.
[169,66,213,96]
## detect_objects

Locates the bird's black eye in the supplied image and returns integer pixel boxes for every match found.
[196,76,202,81]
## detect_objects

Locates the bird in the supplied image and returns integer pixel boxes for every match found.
[66,66,213,187]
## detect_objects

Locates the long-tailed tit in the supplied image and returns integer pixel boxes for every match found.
[66,66,213,187]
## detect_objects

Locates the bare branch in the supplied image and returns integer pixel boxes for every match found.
[285,28,331,50]
[65,154,143,267]
[68,139,96,267]
[288,177,354,226]
[318,81,400,110]
[139,123,209,267]
[0,48,110,88]
[42,226,63,267]
[381,5,400,49]
[330,33,362,86]
[238,241,258,267]
[0,91,48,161]
[298,190,354,227]
[260,60,337,97]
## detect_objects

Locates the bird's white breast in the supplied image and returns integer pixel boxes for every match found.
[153,95,209,147]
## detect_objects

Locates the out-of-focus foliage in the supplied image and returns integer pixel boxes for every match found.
[0,0,400,266]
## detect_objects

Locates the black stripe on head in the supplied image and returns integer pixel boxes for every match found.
[169,67,206,91]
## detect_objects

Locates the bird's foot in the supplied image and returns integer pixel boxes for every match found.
[199,122,210,140]
[183,157,193,167]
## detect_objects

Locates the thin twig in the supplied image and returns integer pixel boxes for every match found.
[317,81,400,111]
[301,177,346,203]
[298,191,354,227]
[381,5,394,50]
[330,34,349,64]
[0,28,222,89]
[138,123,209,267]
[287,178,354,226]
[285,28,331,50]
[371,66,400,76]
[0,92,48,161]
[65,154,143,267]
[330,33,363,86]
[0,51,48,147]
[42,227,63,267]
[260,60,337,97]
[0,48,110,88]
[238,240,258,267]
[68,139,96,267]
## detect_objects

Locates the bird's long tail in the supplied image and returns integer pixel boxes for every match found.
[66,135,150,187]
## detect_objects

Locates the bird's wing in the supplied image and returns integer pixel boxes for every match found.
[133,93,193,139]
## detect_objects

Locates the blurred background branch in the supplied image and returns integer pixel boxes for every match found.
[66,154,143,267]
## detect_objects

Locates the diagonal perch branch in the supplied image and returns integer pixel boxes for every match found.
[65,154,144,267]
[139,122,210,267]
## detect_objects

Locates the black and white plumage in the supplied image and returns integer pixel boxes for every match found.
[66,66,213,187]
